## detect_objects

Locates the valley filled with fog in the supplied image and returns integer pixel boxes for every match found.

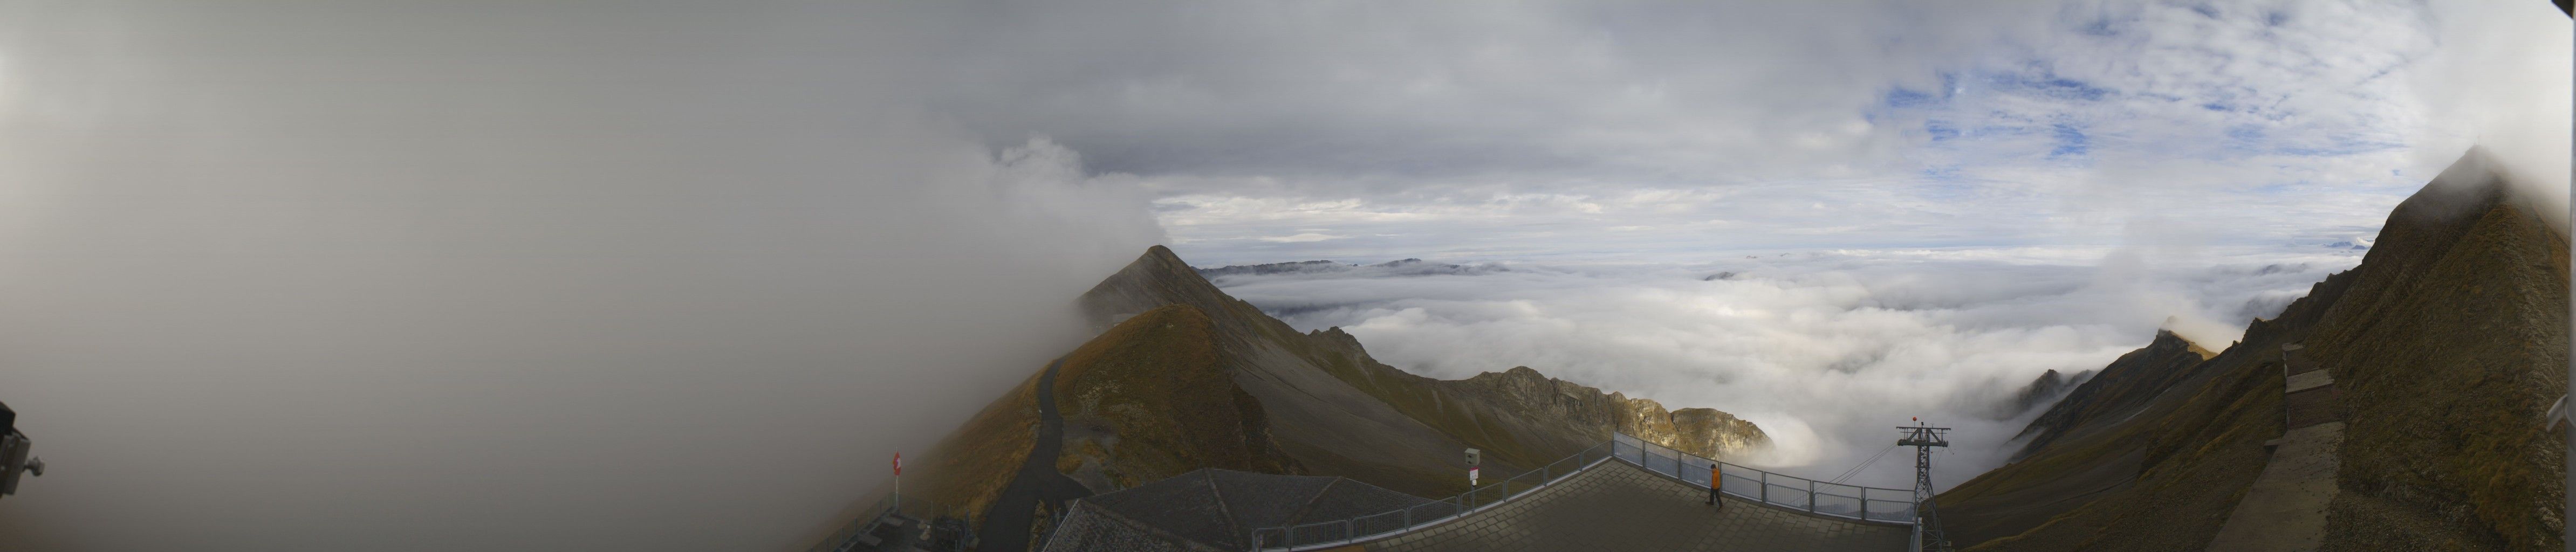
[1202,244,2369,488]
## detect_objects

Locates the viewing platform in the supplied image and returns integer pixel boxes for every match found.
[1246,433,1921,551]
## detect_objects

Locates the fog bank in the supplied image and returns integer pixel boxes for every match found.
[0,2,1159,550]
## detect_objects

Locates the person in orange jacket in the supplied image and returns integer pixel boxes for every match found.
[1705,461,1723,510]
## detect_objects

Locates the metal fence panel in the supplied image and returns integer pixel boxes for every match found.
[1250,435,1914,550]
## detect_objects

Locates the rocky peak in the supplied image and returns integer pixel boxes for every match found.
[1993,369,2088,419]
[1670,408,1766,461]
[2009,328,2214,458]
[1078,246,1223,327]
[1453,365,1770,460]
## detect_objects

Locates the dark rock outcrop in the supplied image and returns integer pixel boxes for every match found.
[1449,365,1767,459]
[1995,369,2090,420]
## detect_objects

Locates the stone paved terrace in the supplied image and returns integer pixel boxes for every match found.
[2206,343,2345,552]
[1350,460,1912,552]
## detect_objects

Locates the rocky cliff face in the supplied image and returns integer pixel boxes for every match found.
[1671,408,1767,460]
[1939,149,2569,552]
[1449,365,1768,459]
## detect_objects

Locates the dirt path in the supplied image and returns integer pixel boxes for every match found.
[975,360,1093,552]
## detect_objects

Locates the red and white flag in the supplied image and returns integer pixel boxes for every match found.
[893,452,902,476]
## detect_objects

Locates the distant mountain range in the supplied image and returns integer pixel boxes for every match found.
[1193,258,1507,282]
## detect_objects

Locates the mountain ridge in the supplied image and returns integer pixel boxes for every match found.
[1080,246,1767,479]
[910,244,1767,546]
[1939,148,2570,551]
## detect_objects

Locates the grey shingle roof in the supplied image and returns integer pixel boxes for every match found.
[1041,468,1433,551]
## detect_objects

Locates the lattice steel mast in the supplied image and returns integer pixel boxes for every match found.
[1899,421,1954,552]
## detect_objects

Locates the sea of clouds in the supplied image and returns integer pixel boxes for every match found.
[1203,244,2367,489]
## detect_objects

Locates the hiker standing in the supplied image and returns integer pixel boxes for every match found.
[1706,462,1723,510]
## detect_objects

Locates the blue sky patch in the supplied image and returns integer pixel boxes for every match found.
[2050,123,2089,157]
[1885,87,1941,109]
[1987,68,2114,102]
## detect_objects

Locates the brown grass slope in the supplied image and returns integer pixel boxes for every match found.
[902,243,1775,537]
[1938,149,2568,552]
[913,303,1306,533]
[1076,245,1767,497]
[2008,330,2217,460]
[1053,303,1301,492]
[1946,330,2286,552]
[915,365,1042,521]
[1938,329,2222,547]
[2308,152,2568,552]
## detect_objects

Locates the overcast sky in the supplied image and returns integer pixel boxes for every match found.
[0,1,2564,550]
[920,0,2563,266]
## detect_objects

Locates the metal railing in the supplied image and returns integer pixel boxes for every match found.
[817,493,904,552]
[1612,433,1917,525]
[1249,440,1618,550]
[818,492,972,552]
[1248,433,1919,551]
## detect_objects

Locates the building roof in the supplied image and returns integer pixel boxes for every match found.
[1042,468,1433,551]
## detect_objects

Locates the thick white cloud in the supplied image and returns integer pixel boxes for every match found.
[0,2,1160,550]
[1211,245,2366,488]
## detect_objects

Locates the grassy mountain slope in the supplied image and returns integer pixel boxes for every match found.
[908,245,1772,545]
[1937,329,2223,547]
[2308,153,2568,551]
[2005,330,2217,460]
[1076,245,1766,496]
[1053,303,1301,492]
[1938,150,2568,551]
[915,367,1042,521]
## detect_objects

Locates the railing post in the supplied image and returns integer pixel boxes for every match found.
[1807,480,1818,513]
[1343,519,1353,544]
[1860,487,1869,520]
[1760,472,1770,503]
